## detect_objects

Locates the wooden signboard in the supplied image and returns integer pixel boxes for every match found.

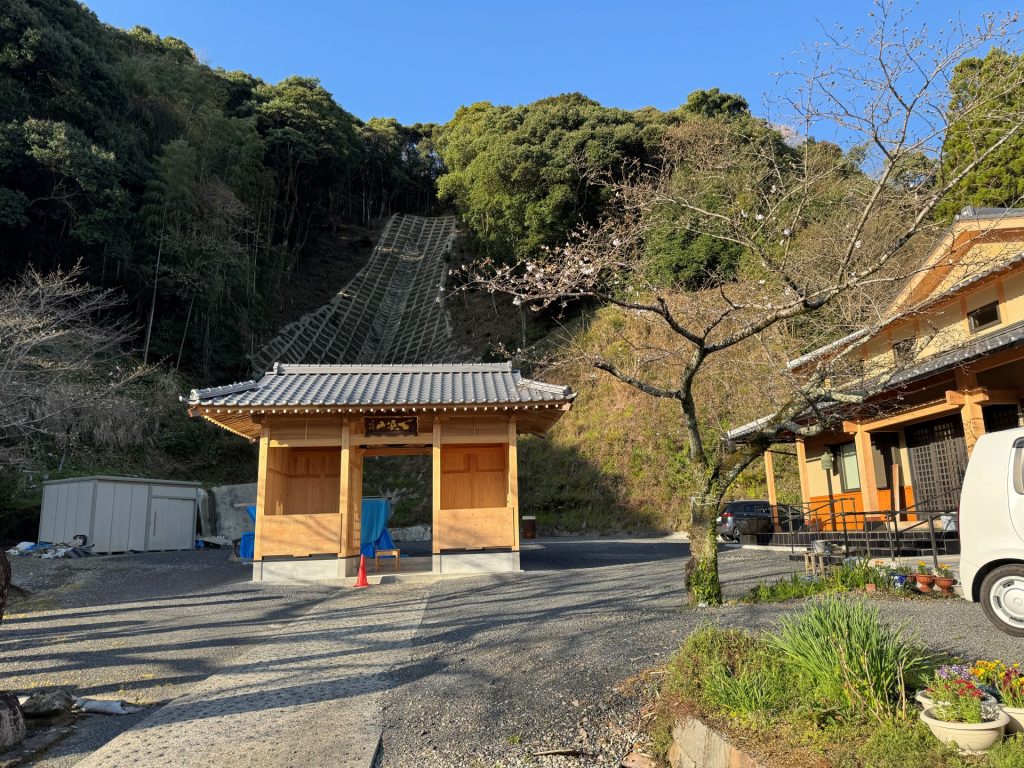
[364,416,418,437]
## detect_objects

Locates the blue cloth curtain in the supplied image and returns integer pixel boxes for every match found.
[360,498,395,557]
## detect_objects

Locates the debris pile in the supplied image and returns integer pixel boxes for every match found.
[5,542,94,559]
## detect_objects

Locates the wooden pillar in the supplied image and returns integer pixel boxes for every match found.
[338,421,351,557]
[253,426,269,561]
[960,393,986,454]
[764,450,779,531]
[508,418,520,552]
[350,451,364,557]
[956,369,985,454]
[795,438,811,507]
[852,425,879,512]
[432,418,442,556]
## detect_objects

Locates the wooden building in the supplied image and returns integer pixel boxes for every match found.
[731,207,1024,526]
[187,363,574,580]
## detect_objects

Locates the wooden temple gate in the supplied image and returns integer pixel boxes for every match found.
[187,363,573,580]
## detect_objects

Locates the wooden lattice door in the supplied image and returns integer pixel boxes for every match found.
[905,416,968,511]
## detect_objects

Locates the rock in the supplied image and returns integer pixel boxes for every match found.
[390,525,432,542]
[20,689,74,718]
[0,693,26,751]
[621,752,657,768]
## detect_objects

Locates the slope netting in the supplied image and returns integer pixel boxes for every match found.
[253,214,462,374]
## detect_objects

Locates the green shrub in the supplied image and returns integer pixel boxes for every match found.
[767,598,934,723]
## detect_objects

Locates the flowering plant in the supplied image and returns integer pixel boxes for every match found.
[934,564,955,579]
[970,660,1006,688]
[916,561,931,575]
[927,665,1002,723]
[928,674,987,723]
[998,666,1024,708]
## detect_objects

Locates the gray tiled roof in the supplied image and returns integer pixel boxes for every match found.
[955,206,1024,221]
[727,320,1024,442]
[789,252,1024,371]
[188,363,574,408]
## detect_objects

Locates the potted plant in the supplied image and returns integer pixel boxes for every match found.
[996,665,1024,734]
[915,561,935,593]
[891,564,912,590]
[916,664,997,708]
[920,669,1008,753]
[934,564,957,594]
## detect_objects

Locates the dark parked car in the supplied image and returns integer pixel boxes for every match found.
[715,500,804,542]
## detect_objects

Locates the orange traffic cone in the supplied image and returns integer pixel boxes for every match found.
[353,555,369,588]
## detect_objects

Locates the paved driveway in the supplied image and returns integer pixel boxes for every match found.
[0,539,1015,768]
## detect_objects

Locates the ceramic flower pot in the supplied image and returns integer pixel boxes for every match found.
[1003,705,1024,734]
[920,707,1009,754]
[935,576,956,594]
[915,573,935,592]
[892,574,909,589]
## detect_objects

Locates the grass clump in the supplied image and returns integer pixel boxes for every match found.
[768,598,934,723]
[834,721,967,768]
[665,624,797,732]
[988,735,1024,768]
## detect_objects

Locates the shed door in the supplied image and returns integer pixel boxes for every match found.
[906,416,968,512]
[149,497,196,550]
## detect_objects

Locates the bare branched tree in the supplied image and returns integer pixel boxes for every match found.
[0,266,148,477]
[461,3,1024,604]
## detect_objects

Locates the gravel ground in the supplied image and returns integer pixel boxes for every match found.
[375,541,798,768]
[1,540,1018,768]
[375,541,1021,768]
[1,549,337,767]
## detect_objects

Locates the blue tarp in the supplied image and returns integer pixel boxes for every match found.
[360,498,394,558]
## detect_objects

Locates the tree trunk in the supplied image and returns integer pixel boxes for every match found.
[142,208,167,364]
[685,490,723,606]
[174,293,195,372]
[0,549,9,628]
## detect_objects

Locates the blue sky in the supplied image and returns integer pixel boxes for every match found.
[85,1,1007,126]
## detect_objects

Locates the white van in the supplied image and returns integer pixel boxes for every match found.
[959,427,1024,636]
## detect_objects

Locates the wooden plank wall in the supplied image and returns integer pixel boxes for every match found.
[258,513,341,557]
[441,444,508,510]
[435,507,516,550]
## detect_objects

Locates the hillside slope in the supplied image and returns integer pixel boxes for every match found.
[516,308,803,533]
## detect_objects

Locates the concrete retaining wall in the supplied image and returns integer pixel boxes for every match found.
[668,718,763,768]
[206,483,257,539]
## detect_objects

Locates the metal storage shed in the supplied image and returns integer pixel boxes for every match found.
[39,477,200,554]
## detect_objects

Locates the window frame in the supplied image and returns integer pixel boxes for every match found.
[967,301,1001,334]
[832,442,862,493]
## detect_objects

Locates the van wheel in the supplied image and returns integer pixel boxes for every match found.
[980,565,1024,637]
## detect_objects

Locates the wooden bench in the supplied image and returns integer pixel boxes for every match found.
[803,549,830,576]
[374,548,401,573]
